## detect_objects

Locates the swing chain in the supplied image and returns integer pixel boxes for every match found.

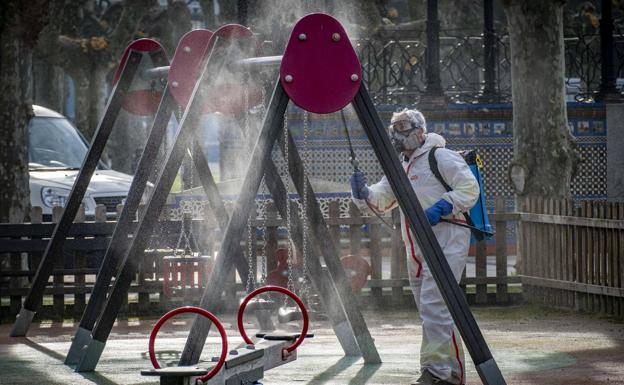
[259,87,268,286]
[187,146,193,189]
[246,209,256,292]
[300,110,311,303]
[174,213,194,257]
[244,80,256,292]
[176,87,192,229]
[243,73,250,136]
[176,104,183,122]
[282,110,295,306]
[259,181,268,285]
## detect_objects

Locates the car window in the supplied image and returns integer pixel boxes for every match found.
[28,117,89,170]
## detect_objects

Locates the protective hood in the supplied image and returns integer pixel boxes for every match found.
[408,132,446,161]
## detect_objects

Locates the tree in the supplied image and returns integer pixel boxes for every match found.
[35,0,156,139]
[34,0,192,172]
[0,1,50,223]
[502,0,579,198]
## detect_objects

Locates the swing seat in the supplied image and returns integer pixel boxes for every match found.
[255,331,315,341]
[244,297,278,312]
[266,248,303,288]
[162,255,213,298]
[243,297,278,332]
[277,305,327,323]
[340,255,371,292]
[277,306,302,323]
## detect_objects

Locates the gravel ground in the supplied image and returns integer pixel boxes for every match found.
[0,305,622,385]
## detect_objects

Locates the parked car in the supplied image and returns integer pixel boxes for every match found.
[28,105,135,220]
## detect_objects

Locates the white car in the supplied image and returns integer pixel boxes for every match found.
[28,105,134,220]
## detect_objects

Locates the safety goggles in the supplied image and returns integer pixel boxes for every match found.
[389,120,417,136]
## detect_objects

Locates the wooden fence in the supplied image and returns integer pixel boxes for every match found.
[0,198,518,321]
[513,197,624,318]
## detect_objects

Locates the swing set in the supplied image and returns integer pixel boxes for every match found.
[9,13,507,385]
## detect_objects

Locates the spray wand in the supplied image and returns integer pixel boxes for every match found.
[440,218,494,238]
[340,110,395,230]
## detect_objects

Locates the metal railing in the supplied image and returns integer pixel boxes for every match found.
[565,33,624,101]
[353,30,623,104]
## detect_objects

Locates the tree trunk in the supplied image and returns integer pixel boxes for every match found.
[199,0,217,29]
[32,59,65,112]
[87,64,109,138]
[219,0,238,24]
[71,68,94,138]
[0,1,49,223]
[168,1,193,49]
[0,32,32,223]
[440,0,481,33]
[503,0,579,198]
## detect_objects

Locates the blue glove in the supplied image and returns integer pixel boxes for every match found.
[350,170,369,200]
[425,199,453,226]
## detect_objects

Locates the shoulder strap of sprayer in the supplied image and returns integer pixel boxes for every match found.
[428,147,484,241]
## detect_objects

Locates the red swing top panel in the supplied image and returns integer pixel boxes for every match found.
[168,25,262,114]
[113,38,168,116]
[113,38,167,86]
[168,29,214,109]
[280,13,362,114]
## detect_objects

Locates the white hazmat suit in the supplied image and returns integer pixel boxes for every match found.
[353,132,479,385]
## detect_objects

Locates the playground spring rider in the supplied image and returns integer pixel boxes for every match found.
[143,285,310,384]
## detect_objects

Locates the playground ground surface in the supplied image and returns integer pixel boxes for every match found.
[0,305,623,385]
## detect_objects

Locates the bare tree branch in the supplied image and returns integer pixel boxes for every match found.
[108,0,157,55]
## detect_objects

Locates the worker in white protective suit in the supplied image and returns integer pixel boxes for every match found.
[350,108,479,385]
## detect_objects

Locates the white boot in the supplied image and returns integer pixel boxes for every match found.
[410,369,456,385]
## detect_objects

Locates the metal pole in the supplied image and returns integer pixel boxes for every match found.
[597,0,621,102]
[425,0,443,97]
[481,0,498,102]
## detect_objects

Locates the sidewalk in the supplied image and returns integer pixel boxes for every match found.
[0,305,622,384]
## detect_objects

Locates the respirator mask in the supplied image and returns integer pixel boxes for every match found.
[389,120,423,153]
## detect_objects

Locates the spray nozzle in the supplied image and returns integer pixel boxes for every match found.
[351,157,359,171]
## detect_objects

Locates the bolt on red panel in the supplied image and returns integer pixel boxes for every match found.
[168,29,214,109]
[280,13,362,114]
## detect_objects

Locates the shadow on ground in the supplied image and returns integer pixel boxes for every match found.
[0,306,622,385]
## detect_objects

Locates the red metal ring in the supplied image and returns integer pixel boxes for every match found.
[149,306,228,383]
[237,285,309,353]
